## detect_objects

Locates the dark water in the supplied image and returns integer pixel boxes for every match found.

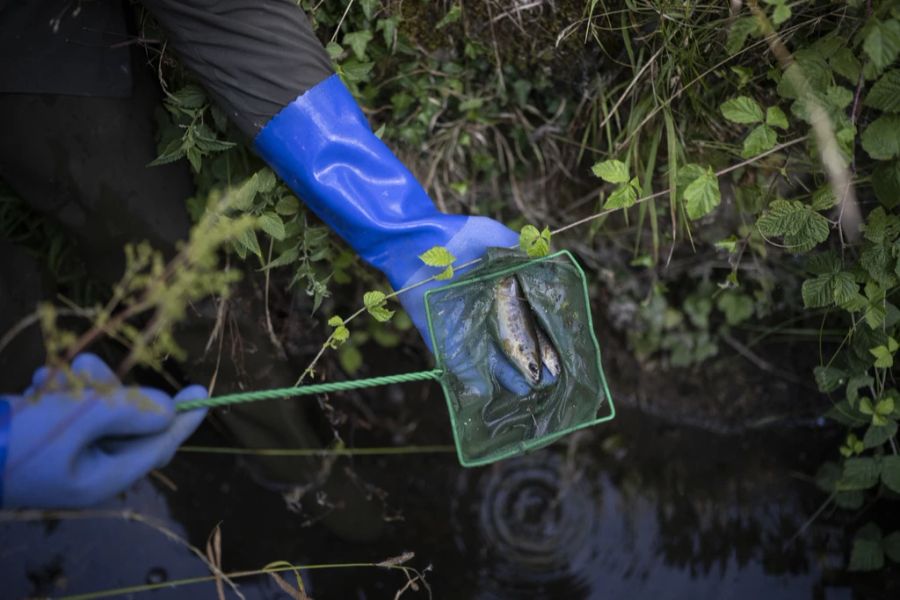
[1,402,867,600]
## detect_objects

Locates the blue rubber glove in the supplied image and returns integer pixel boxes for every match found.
[254,74,531,395]
[0,353,207,508]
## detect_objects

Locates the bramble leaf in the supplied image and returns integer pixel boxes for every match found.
[363,290,395,322]
[757,199,830,253]
[721,96,764,124]
[519,225,552,257]
[591,159,630,184]
[866,70,900,113]
[683,167,721,219]
[418,246,456,267]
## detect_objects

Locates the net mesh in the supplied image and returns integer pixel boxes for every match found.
[424,249,614,466]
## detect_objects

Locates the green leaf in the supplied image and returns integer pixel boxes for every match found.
[236,228,262,259]
[360,0,379,19]
[436,4,461,29]
[518,225,552,258]
[863,421,898,448]
[275,196,300,216]
[332,325,350,344]
[258,212,286,241]
[262,246,298,271]
[231,173,261,211]
[830,47,862,82]
[885,532,900,563]
[848,375,874,405]
[720,96,764,124]
[865,70,900,113]
[839,457,881,490]
[765,106,789,129]
[340,59,374,84]
[603,182,638,210]
[863,18,900,72]
[883,454,900,493]
[343,31,373,60]
[434,265,454,280]
[772,2,791,26]
[802,274,834,308]
[849,523,884,571]
[418,246,456,267]
[363,290,395,322]
[824,86,854,110]
[716,291,754,325]
[376,16,400,47]
[863,115,900,160]
[757,199,830,253]
[683,167,721,219]
[813,365,846,393]
[872,160,900,208]
[339,343,363,374]
[726,17,759,55]
[327,316,344,327]
[811,186,835,211]
[170,84,206,109]
[742,124,778,158]
[591,159,630,184]
[832,272,860,306]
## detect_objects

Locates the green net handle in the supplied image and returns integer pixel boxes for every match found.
[175,369,444,412]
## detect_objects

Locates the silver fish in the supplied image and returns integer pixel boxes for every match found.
[494,276,542,385]
[535,325,561,378]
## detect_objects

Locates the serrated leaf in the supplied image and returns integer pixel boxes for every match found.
[721,96,764,124]
[236,228,262,259]
[328,315,344,327]
[591,159,630,183]
[742,124,778,157]
[171,84,207,109]
[832,272,860,305]
[814,365,846,393]
[519,225,552,257]
[603,182,637,210]
[418,246,456,267]
[262,246,298,271]
[825,86,854,110]
[363,290,394,322]
[873,160,900,208]
[830,47,862,82]
[863,115,900,160]
[849,523,884,571]
[258,212,286,240]
[766,106,789,129]
[434,265,454,280]
[802,274,834,308]
[839,457,881,490]
[863,18,900,72]
[332,325,350,344]
[865,70,900,113]
[683,168,721,219]
[757,199,830,253]
[864,421,898,448]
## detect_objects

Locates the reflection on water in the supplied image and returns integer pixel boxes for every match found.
[0,407,864,599]
[452,454,602,598]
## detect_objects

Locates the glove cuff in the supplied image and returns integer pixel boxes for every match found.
[254,74,467,289]
[0,398,10,506]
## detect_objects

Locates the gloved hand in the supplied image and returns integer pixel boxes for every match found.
[254,74,532,394]
[0,353,207,508]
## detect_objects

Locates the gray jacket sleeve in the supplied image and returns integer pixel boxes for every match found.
[141,0,334,137]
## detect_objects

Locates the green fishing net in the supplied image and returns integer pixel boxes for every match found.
[424,249,614,467]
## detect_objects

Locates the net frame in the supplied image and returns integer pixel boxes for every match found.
[423,249,615,467]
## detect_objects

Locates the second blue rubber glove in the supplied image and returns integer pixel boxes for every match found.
[254,74,531,395]
[0,353,207,508]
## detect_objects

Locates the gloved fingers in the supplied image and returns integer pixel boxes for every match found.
[26,353,117,397]
[173,384,208,404]
[490,351,533,397]
[80,408,208,501]
[71,353,120,387]
[88,386,176,439]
